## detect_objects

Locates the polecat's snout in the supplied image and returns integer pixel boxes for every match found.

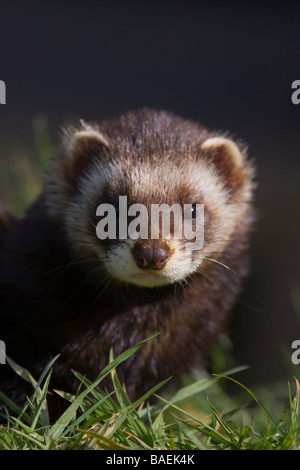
[132,241,170,271]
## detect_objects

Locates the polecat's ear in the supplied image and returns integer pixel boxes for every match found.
[201,136,246,191]
[66,128,110,161]
[62,125,110,183]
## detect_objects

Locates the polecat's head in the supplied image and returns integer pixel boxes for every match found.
[46,109,254,288]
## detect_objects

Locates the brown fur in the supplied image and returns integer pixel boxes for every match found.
[0,109,254,418]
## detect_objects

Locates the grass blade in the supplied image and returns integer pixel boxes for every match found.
[49,336,156,440]
[213,374,277,426]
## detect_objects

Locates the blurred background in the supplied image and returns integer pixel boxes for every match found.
[0,0,299,388]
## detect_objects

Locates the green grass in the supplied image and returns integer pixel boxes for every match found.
[0,117,300,450]
[0,337,299,450]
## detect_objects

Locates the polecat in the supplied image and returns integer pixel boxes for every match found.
[0,109,254,415]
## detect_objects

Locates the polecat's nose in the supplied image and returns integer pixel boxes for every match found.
[133,245,169,270]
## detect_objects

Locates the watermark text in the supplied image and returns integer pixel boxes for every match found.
[291,340,300,365]
[95,196,205,250]
[0,340,6,364]
[0,80,6,104]
[291,80,300,105]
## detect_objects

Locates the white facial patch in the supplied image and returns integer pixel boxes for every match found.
[104,239,198,288]
[62,155,244,287]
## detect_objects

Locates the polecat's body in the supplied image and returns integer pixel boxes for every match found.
[0,109,254,415]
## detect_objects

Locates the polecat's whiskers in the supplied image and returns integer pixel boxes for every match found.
[92,275,115,309]
[202,257,236,273]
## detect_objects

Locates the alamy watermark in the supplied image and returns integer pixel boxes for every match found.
[291,80,300,105]
[0,340,6,364]
[0,80,6,104]
[95,196,205,250]
[291,340,300,365]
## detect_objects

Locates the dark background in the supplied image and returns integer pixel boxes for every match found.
[0,0,300,387]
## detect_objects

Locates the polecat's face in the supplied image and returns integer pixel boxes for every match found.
[46,112,253,288]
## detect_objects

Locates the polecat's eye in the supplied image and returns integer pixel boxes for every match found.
[191,204,197,220]
[184,204,198,220]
